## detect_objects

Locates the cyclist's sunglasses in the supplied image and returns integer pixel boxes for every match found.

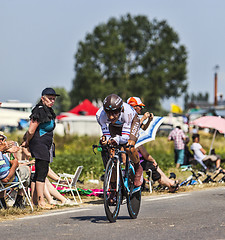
[105,108,121,114]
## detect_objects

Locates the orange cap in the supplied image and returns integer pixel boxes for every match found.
[127,97,145,107]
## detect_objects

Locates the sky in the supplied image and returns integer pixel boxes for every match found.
[1,0,225,110]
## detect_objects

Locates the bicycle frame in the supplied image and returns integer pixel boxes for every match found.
[180,167,203,186]
[106,147,137,194]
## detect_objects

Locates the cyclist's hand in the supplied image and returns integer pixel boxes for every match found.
[127,139,135,147]
[100,135,107,145]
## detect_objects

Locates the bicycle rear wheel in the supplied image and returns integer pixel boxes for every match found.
[126,164,141,219]
[103,158,122,222]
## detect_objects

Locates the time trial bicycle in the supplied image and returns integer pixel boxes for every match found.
[92,144,141,223]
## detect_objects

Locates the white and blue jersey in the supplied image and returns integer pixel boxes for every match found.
[96,102,139,145]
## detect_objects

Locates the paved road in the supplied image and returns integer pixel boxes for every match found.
[1,187,225,240]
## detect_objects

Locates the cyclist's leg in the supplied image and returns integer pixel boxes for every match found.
[128,114,141,165]
[127,140,143,187]
[101,148,110,169]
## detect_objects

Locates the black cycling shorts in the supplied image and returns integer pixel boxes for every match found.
[141,160,161,181]
[32,159,49,183]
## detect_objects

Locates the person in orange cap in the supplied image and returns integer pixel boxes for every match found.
[127,97,153,130]
[127,97,179,192]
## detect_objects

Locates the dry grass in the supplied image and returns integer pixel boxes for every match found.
[1,179,225,222]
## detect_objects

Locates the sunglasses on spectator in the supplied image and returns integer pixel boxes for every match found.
[134,105,144,109]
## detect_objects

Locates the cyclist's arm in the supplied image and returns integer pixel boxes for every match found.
[96,109,111,141]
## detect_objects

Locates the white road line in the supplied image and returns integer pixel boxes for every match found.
[18,208,92,220]
[145,193,191,201]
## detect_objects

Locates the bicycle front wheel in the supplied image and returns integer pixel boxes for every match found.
[103,158,122,222]
[126,164,141,219]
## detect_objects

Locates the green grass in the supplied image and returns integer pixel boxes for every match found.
[4,131,225,181]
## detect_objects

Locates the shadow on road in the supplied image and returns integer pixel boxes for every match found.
[70,215,131,224]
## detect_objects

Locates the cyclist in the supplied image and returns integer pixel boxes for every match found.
[96,94,143,187]
[127,97,179,192]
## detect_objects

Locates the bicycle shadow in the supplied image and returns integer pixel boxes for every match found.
[70,215,131,224]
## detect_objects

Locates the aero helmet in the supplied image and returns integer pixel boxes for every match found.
[103,94,123,112]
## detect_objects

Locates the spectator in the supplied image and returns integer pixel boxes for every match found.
[168,126,186,168]
[0,133,30,209]
[192,126,198,134]
[183,137,194,166]
[44,175,73,206]
[21,87,60,209]
[137,146,179,192]
[18,144,73,206]
[190,134,223,172]
[32,165,73,206]
[127,97,179,192]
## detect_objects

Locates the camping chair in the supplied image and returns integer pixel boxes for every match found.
[0,169,33,211]
[53,166,83,204]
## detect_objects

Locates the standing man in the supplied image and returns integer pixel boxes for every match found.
[168,126,186,168]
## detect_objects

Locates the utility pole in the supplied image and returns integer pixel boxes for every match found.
[214,65,219,106]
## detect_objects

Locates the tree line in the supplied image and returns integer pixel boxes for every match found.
[52,14,208,115]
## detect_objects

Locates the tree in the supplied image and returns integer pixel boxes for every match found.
[70,14,188,112]
[53,87,71,115]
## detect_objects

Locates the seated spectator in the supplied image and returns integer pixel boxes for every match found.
[17,147,73,206]
[137,145,179,192]
[191,134,224,172]
[0,133,30,209]
[44,176,73,206]
[30,166,73,206]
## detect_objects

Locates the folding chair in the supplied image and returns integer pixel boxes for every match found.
[0,169,33,211]
[53,166,83,204]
